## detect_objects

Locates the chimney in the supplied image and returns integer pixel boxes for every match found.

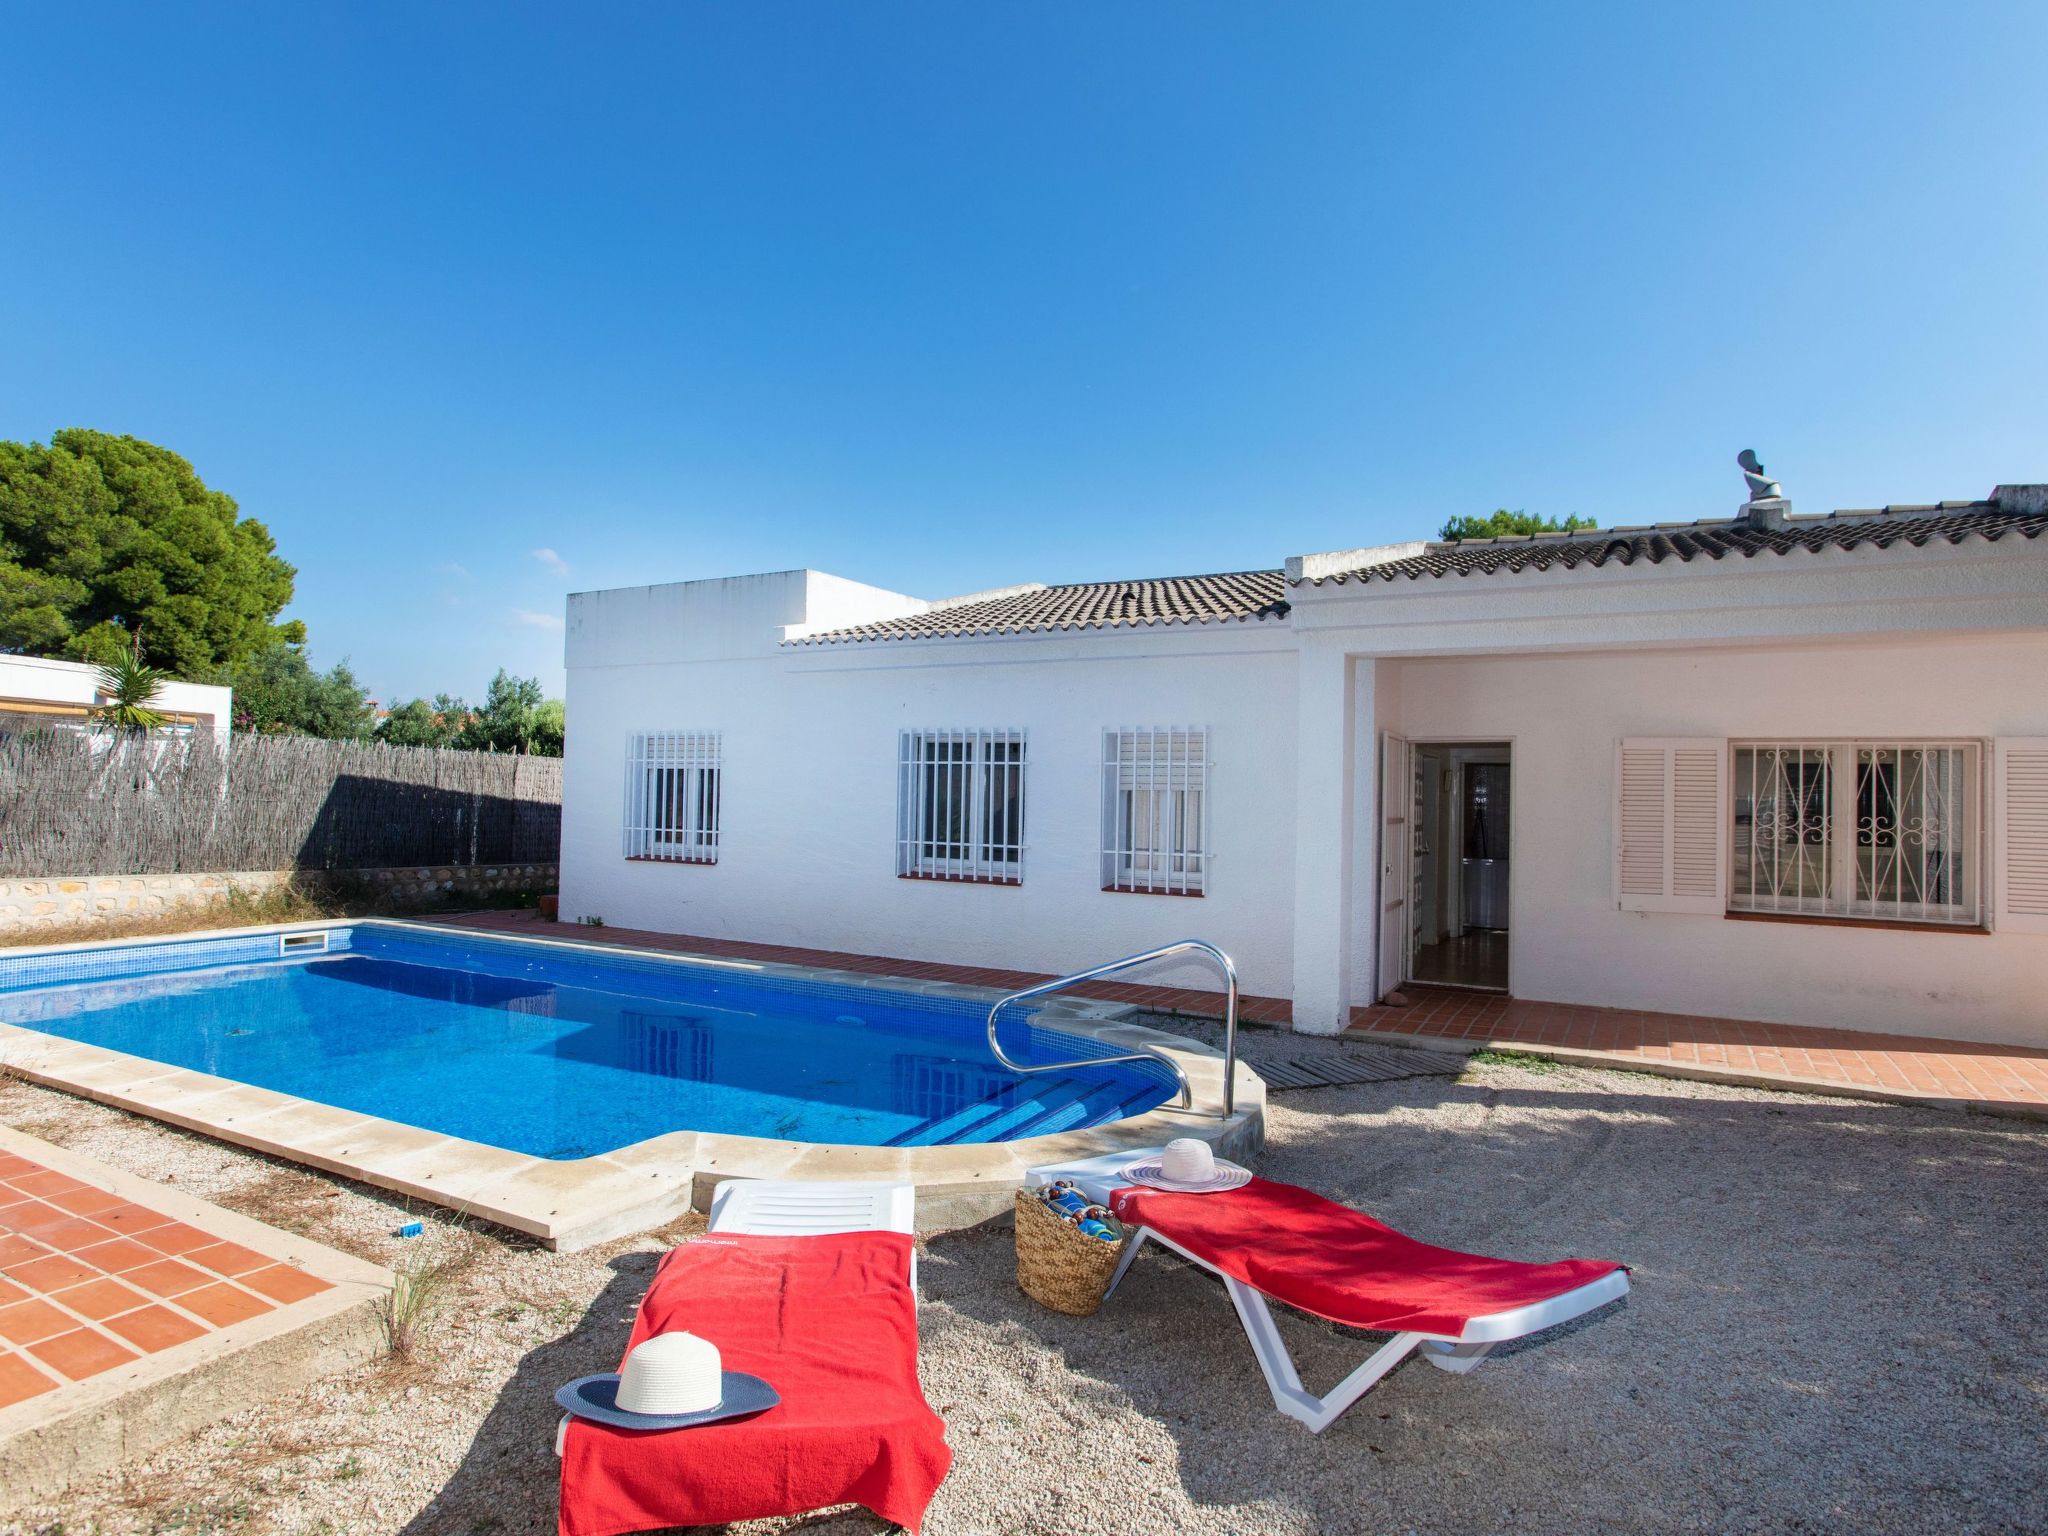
[1992,484,2048,515]
[1736,449,1789,529]
[1741,495,1790,530]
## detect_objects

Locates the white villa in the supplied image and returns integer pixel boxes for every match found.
[0,653,233,739]
[558,480,2048,1048]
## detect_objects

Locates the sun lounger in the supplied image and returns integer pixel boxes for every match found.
[1099,1174,1628,1432]
[555,1180,950,1536]
[1026,1152,1627,1433]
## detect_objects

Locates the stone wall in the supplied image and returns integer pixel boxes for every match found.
[0,865,559,939]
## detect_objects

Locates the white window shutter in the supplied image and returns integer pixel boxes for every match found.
[1995,738,2048,934]
[1615,738,1726,914]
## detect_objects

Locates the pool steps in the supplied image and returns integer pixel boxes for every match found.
[884,1073,1164,1147]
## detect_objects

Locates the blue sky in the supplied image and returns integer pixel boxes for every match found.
[3,3,2043,702]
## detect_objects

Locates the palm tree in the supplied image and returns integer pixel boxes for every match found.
[91,638,170,734]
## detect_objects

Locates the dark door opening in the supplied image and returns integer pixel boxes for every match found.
[1410,745,1510,991]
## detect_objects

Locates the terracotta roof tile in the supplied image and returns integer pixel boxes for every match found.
[790,570,1289,646]
[1297,503,2048,585]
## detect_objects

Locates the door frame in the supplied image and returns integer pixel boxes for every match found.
[1378,734,1515,998]
[1375,733,1411,1000]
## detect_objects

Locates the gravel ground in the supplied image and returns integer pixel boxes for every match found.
[4,1054,2045,1536]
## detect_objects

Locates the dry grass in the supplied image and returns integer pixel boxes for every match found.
[0,877,549,951]
[222,1167,355,1245]
[383,1216,488,1363]
[0,1064,82,1147]
[636,1206,710,1249]
[0,880,338,950]
[107,1428,377,1532]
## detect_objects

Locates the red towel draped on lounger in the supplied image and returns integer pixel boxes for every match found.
[557,1232,951,1536]
[1110,1178,1625,1336]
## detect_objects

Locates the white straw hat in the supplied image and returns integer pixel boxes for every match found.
[556,1331,779,1430]
[1121,1138,1252,1194]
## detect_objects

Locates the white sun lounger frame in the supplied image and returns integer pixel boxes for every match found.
[708,1178,919,1295]
[554,1180,919,1456]
[1102,1224,1629,1433]
[708,1178,916,1239]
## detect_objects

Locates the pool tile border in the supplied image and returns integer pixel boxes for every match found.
[0,919,1265,1249]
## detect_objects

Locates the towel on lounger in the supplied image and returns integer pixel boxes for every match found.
[557,1231,950,1536]
[1110,1177,1624,1335]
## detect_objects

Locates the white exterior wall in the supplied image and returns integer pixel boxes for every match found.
[561,572,1299,999]
[561,532,2048,1048]
[0,653,232,737]
[1383,634,2048,1045]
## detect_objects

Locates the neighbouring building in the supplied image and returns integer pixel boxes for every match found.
[0,653,232,739]
[559,479,2048,1048]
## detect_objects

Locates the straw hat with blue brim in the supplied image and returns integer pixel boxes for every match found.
[1120,1137,1252,1194]
[557,1331,778,1430]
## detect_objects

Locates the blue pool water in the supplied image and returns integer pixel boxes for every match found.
[0,925,1175,1157]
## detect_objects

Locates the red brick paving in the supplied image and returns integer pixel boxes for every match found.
[0,1150,333,1409]
[440,911,2048,1114]
[1348,989,2048,1110]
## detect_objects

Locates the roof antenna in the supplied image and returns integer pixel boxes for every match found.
[1736,449,1789,529]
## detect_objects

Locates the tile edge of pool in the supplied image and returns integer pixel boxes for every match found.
[0,920,1266,1250]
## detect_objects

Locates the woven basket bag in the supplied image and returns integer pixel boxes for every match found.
[1014,1189,1127,1317]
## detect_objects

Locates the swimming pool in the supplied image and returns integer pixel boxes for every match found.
[0,924,1178,1157]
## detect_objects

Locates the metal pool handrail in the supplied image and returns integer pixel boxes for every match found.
[984,939,1241,1119]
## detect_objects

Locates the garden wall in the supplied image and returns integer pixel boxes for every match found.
[0,863,559,938]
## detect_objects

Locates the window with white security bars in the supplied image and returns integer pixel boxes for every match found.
[623,731,721,864]
[1730,741,1982,925]
[897,729,1026,883]
[1102,727,1209,895]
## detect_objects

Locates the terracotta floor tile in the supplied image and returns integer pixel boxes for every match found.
[134,1221,217,1256]
[2,1203,73,1236]
[122,1258,215,1298]
[237,1264,332,1305]
[52,1276,152,1322]
[27,1326,137,1381]
[7,1254,100,1293]
[0,1275,25,1309]
[30,1215,112,1251]
[183,1241,272,1279]
[5,1170,86,1199]
[0,1154,39,1177]
[0,1348,58,1408]
[0,1297,77,1344]
[47,1186,126,1218]
[73,1237,163,1274]
[176,1283,272,1328]
[104,1304,207,1352]
[89,1202,177,1236]
[0,1235,40,1267]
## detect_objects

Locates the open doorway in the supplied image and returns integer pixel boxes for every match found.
[1407,742,1511,991]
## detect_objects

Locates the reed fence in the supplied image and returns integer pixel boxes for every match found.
[0,728,562,878]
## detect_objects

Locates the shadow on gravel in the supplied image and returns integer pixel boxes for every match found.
[398,1254,654,1536]
[922,1070,2048,1533]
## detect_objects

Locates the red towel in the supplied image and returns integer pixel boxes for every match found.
[557,1232,951,1536]
[1110,1178,1624,1336]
